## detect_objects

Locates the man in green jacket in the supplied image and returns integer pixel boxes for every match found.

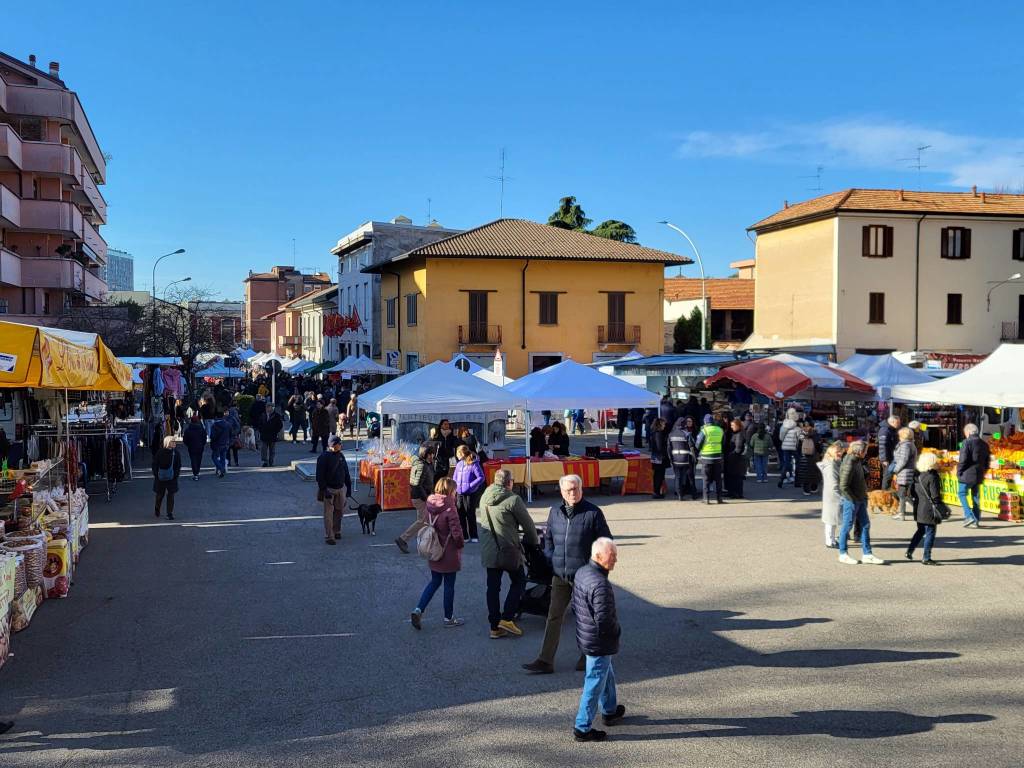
[694,414,725,504]
[478,469,539,639]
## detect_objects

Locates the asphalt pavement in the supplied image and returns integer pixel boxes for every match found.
[1,433,1022,767]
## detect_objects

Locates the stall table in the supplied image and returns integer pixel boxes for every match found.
[939,472,1024,520]
[484,455,654,495]
[359,460,413,511]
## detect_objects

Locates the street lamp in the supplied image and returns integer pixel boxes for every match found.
[150,248,186,352]
[986,272,1022,311]
[162,276,192,302]
[659,221,707,350]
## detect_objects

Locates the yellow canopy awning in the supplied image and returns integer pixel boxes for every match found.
[0,320,132,391]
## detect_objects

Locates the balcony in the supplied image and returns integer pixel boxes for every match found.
[0,251,105,300]
[0,123,23,169]
[278,335,302,347]
[5,85,106,181]
[0,247,22,285]
[19,197,82,236]
[81,216,107,265]
[21,141,106,223]
[0,184,20,228]
[458,324,502,346]
[0,75,7,112]
[1001,322,1024,342]
[598,324,641,346]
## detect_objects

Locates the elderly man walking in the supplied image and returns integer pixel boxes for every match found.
[837,441,885,565]
[523,474,612,675]
[957,423,989,528]
[316,436,352,545]
[478,469,539,639]
[572,537,625,742]
[878,415,900,490]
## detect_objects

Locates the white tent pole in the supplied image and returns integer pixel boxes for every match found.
[525,409,532,503]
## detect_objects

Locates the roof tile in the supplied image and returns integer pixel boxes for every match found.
[664,278,754,309]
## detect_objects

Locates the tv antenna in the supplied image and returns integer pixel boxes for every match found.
[426,197,432,224]
[800,164,825,194]
[486,148,513,217]
[896,144,932,188]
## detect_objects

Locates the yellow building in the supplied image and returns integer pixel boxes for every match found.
[363,219,688,377]
[747,188,1024,360]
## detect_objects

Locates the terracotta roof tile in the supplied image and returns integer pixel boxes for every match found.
[749,188,1024,232]
[381,218,689,265]
[664,278,755,309]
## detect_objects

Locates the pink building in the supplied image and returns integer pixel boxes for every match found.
[243,265,331,352]
[0,52,108,321]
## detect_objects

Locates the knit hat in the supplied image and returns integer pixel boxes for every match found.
[703,414,713,424]
[328,435,342,447]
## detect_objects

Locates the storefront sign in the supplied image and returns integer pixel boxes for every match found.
[939,472,1021,514]
[0,353,16,373]
[39,333,99,388]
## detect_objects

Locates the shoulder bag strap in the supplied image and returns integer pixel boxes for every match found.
[484,504,504,551]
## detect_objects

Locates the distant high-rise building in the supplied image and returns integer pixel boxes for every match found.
[100,248,134,291]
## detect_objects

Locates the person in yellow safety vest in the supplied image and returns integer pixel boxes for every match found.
[694,414,725,504]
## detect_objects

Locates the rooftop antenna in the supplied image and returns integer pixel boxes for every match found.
[896,144,932,189]
[800,164,825,194]
[427,197,432,224]
[486,148,513,217]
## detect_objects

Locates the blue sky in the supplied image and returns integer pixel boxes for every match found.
[5,2,1023,298]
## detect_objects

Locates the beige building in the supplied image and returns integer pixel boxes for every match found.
[746,188,1024,360]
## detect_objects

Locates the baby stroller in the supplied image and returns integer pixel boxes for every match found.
[516,524,552,619]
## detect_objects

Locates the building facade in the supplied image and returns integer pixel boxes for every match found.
[331,216,461,361]
[294,285,339,363]
[747,188,1024,359]
[365,218,687,377]
[663,265,755,351]
[100,247,133,291]
[242,265,331,352]
[0,52,108,321]
[189,299,244,349]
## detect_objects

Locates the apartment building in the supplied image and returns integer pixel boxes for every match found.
[100,247,133,291]
[330,216,461,361]
[0,52,108,321]
[294,285,339,363]
[243,265,331,352]
[189,299,244,349]
[364,218,687,377]
[747,188,1024,359]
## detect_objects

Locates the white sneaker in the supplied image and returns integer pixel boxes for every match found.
[838,553,859,565]
[860,553,886,565]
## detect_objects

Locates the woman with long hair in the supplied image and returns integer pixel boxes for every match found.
[410,477,466,629]
[817,441,846,547]
[649,417,669,498]
[452,445,483,542]
[151,435,182,520]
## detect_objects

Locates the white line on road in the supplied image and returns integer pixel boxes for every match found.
[92,515,321,529]
[243,633,355,640]
[265,561,295,565]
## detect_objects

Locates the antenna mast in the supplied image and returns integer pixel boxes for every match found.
[800,164,825,194]
[486,148,513,217]
[896,145,932,189]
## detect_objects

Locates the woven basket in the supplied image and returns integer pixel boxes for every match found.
[1,537,45,589]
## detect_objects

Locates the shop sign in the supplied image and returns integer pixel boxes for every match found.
[0,353,16,373]
[39,333,99,388]
[940,471,1020,514]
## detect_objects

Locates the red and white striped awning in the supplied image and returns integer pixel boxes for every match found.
[703,353,875,400]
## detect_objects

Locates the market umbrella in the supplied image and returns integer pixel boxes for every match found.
[703,353,875,401]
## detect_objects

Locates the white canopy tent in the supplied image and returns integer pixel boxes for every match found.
[837,353,934,399]
[325,355,360,373]
[356,354,400,375]
[503,359,659,411]
[472,367,515,387]
[283,359,317,374]
[358,360,524,415]
[890,345,1024,407]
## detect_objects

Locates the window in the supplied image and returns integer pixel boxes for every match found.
[947,293,963,325]
[406,293,418,326]
[468,291,488,342]
[0,298,8,314]
[941,227,971,259]
[607,292,626,342]
[1013,229,1024,262]
[385,298,396,327]
[43,292,50,315]
[406,353,419,372]
[538,292,558,325]
[862,225,893,258]
[868,292,885,324]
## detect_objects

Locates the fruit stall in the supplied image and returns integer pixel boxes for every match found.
[924,433,1024,520]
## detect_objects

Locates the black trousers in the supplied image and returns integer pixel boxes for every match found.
[652,462,667,496]
[701,459,723,501]
[486,566,526,629]
[674,463,697,499]
[456,490,481,539]
[154,489,175,516]
[229,445,239,465]
[188,451,203,477]
[310,434,328,452]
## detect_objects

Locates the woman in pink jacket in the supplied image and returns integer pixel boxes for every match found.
[411,477,466,629]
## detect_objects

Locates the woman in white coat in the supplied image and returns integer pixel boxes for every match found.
[817,440,846,547]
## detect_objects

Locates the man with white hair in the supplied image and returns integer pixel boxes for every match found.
[523,474,612,675]
[956,423,990,528]
[571,537,624,742]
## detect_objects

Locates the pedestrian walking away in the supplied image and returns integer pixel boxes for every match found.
[837,441,885,565]
[396,442,436,552]
[452,444,483,542]
[182,415,206,480]
[891,427,919,519]
[310,400,331,453]
[695,414,724,504]
[316,435,352,545]
[209,415,230,477]
[777,409,800,487]
[649,418,669,498]
[258,403,284,467]
[956,423,989,528]
[724,418,747,499]
[750,422,771,483]
[878,415,900,490]
[411,477,466,629]
[817,441,846,548]
[572,538,625,742]
[906,452,949,565]
[478,469,539,639]
[523,474,612,675]
[152,435,182,520]
[668,417,699,500]
[225,406,242,467]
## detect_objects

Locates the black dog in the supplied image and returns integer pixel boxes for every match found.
[349,500,382,535]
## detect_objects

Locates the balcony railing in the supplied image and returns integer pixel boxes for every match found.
[278,335,301,347]
[19,198,82,236]
[81,216,107,264]
[0,124,23,169]
[0,184,20,227]
[458,324,502,346]
[0,253,106,300]
[598,324,641,345]
[1001,322,1024,342]
[0,75,7,112]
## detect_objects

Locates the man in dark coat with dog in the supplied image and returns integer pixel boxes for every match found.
[316,435,352,545]
[523,474,612,675]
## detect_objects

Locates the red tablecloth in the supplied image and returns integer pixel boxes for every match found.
[621,455,653,495]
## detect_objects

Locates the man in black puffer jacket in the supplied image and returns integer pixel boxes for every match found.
[522,475,612,675]
[571,538,623,742]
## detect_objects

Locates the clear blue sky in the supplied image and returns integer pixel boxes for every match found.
[5,2,1023,299]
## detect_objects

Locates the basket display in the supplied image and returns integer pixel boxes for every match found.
[1,536,46,590]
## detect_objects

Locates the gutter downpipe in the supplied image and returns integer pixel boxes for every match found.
[521,258,531,502]
[914,214,927,352]
[521,259,529,349]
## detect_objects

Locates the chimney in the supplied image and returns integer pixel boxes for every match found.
[972,185,978,197]
[898,189,904,201]
[28,54,36,68]
[783,200,789,209]
[391,215,412,225]
[981,191,987,203]
[49,61,60,77]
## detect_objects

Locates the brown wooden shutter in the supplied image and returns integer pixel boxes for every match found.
[940,227,949,258]
[862,226,870,257]
[963,228,971,259]
[1014,229,1023,261]
[884,226,894,257]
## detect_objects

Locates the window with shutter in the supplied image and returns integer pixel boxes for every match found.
[1013,229,1024,262]
[406,294,417,326]
[862,225,893,257]
[385,298,396,327]
[941,227,971,259]
[946,293,963,325]
[538,292,558,325]
[868,292,885,324]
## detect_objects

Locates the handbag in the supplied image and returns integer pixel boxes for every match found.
[483,505,522,571]
[919,479,948,524]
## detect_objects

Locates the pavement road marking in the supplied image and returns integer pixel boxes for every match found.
[243,633,355,640]
[265,561,295,565]
[92,515,321,529]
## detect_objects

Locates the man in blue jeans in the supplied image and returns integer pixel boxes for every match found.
[836,441,885,565]
[956,423,989,528]
[572,537,625,742]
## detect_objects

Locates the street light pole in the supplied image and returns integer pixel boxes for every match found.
[659,221,707,350]
[162,276,192,303]
[986,272,1022,311]
[150,248,186,353]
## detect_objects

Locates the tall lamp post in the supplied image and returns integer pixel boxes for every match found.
[987,272,1022,311]
[150,248,186,353]
[162,276,192,303]
[659,221,707,350]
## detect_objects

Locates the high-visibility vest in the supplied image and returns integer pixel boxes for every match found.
[699,425,724,458]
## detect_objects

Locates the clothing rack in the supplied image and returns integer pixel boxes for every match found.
[32,422,131,502]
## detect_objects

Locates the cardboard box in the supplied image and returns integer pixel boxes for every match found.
[0,552,16,606]
[12,585,40,632]
[43,537,71,599]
